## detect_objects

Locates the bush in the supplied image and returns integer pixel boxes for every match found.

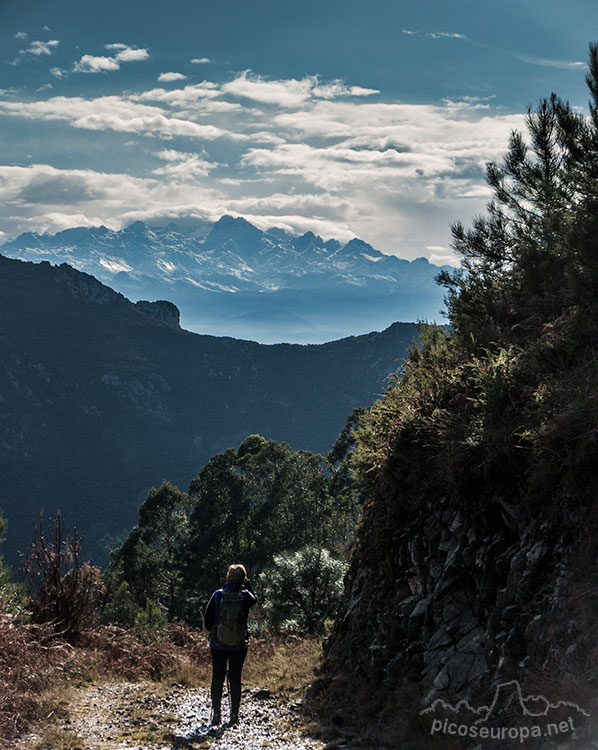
[22,513,104,643]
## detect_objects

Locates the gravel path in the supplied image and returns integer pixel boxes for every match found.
[61,682,327,750]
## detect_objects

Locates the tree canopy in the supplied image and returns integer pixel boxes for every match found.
[105,434,361,630]
[354,43,598,521]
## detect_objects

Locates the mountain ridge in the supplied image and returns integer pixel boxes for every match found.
[1,216,452,343]
[0,253,420,566]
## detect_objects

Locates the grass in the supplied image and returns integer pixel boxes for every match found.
[243,634,323,695]
[0,616,324,748]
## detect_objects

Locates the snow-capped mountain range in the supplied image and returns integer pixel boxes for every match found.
[1,215,453,343]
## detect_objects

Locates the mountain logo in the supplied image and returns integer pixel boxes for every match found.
[420,680,590,745]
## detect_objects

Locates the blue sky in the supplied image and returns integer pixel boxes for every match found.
[0,0,596,263]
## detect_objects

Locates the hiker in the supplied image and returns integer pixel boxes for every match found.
[204,563,257,726]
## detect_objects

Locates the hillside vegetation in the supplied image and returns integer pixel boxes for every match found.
[316,44,598,748]
[0,255,417,567]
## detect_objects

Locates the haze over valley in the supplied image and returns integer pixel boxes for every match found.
[1,215,451,343]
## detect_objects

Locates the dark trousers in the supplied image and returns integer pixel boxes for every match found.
[210,647,247,716]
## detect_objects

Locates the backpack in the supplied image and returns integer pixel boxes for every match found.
[216,590,245,646]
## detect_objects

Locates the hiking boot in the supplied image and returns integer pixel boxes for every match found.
[211,709,222,725]
[230,712,239,725]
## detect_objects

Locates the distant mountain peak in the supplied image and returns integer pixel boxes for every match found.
[0,214,452,342]
[123,220,149,234]
[207,215,263,246]
[333,238,379,259]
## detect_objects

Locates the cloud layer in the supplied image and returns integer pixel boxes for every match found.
[0,64,526,262]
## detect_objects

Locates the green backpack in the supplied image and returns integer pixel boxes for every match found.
[216,591,245,646]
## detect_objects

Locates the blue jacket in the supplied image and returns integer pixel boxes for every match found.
[204,580,257,650]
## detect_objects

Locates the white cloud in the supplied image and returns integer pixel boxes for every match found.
[0,71,531,260]
[74,45,149,73]
[131,82,220,105]
[425,245,460,266]
[115,47,150,62]
[50,67,65,78]
[514,54,585,70]
[312,81,379,99]
[27,40,60,56]
[74,55,120,73]
[152,149,221,179]
[222,71,313,107]
[158,72,188,82]
[15,32,28,40]
[0,163,225,237]
[221,72,378,108]
[11,39,60,64]
[0,95,237,140]
[401,29,472,43]
[429,31,468,40]
[191,57,214,64]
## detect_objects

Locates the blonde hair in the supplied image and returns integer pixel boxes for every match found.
[227,564,247,585]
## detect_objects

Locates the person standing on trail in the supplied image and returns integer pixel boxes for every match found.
[204,564,257,726]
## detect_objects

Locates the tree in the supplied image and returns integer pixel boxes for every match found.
[259,546,348,633]
[438,43,598,351]
[106,482,190,619]
[106,435,361,627]
[182,435,355,606]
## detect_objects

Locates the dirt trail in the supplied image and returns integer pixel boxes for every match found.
[58,681,327,750]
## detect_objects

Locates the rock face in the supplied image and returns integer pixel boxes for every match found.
[135,300,181,329]
[318,497,595,747]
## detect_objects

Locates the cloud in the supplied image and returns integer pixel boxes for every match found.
[27,40,60,56]
[0,163,224,236]
[73,45,149,73]
[0,71,530,260]
[429,32,468,40]
[221,72,313,107]
[74,55,120,73]
[152,149,221,179]
[514,54,585,70]
[50,67,66,78]
[158,72,188,82]
[425,245,461,266]
[221,71,378,107]
[312,81,379,99]
[191,57,214,64]
[15,32,28,40]
[11,39,60,64]
[0,95,237,140]
[131,82,220,105]
[401,29,473,43]
[115,47,150,62]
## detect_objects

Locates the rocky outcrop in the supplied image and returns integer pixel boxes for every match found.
[318,496,596,747]
[135,300,181,329]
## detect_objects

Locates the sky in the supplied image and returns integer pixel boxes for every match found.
[0,0,596,265]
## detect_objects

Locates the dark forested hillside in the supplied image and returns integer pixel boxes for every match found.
[0,255,418,566]
[316,45,598,748]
